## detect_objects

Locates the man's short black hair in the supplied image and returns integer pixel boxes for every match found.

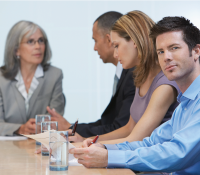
[150,16,200,54]
[94,11,123,34]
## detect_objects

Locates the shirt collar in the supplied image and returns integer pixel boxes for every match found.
[15,70,21,82]
[15,64,44,81]
[177,75,200,102]
[115,62,123,79]
[35,64,44,78]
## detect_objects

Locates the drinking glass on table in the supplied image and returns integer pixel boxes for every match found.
[41,121,58,156]
[49,131,68,171]
[35,114,51,145]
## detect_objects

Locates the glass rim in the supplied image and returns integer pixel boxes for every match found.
[35,114,51,117]
[49,130,68,134]
[41,121,58,124]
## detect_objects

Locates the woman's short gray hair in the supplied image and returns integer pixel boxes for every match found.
[1,20,52,79]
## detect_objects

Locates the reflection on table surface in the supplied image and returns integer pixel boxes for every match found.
[0,139,135,175]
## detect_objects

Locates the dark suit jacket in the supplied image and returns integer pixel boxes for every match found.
[75,67,135,137]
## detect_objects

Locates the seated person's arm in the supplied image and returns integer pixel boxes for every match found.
[97,116,135,141]
[50,68,135,138]
[93,84,177,144]
[15,119,36,135]
[125,84,177,142]
[0,89,35,136]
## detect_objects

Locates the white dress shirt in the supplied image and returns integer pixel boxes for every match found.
[15,64,44,114]
[115,62,123,79]
[112,62,123,96]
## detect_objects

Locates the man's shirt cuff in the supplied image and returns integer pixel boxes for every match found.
[107,150,126,168]
[104,144,119,150]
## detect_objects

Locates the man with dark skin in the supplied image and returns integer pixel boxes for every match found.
[47,11,135,142]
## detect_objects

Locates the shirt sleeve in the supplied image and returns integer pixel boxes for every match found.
[107,108,200,173]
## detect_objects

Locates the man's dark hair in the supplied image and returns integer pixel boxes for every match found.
[150,16,200,55]
[94,11,123,34]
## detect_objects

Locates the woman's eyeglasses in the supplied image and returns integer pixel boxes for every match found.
[21,37,46,46]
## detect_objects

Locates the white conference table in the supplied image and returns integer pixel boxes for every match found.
[0,139,136,175]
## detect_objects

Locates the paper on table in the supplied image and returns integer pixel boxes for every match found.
[69,158,82,166]
[0,136,27,141]
[22,131,79,163]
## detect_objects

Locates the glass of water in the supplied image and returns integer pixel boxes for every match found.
[41,121,58,156]
[49,131,68,171]
[35,114,51,145]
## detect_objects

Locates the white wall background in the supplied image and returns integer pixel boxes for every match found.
[0,0,199,123]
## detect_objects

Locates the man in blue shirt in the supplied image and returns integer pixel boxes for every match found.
[70,16,200,174]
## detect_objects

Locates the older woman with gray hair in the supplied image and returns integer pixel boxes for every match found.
[0,20,65,136]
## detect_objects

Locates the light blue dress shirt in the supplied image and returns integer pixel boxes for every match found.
[105,75,200,175]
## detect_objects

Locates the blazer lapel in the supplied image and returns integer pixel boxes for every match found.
[27,77,44,119]
[11,81,27,123]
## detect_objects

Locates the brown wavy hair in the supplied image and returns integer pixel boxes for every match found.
[111,10,158,87]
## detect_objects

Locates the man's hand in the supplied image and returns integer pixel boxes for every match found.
[69,145,108,168]
[47,106,71,130]
[82,138,106,149]
[17,118,36,134]
[67,129,85,142]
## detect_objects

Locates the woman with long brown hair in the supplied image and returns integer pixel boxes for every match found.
[69,10,179,146]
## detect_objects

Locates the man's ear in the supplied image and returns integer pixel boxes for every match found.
[193,44,200,62]
[106,34,112,47]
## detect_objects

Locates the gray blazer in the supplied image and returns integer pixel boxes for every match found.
[0,66,65,136]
